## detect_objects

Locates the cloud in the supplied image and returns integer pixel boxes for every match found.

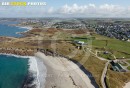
[57,4,95,14]
[47,4,130,17]
[0,3,130,17]
[48,7,54,13]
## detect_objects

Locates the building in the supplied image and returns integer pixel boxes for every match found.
[74,40,85,45]
[73,40,86,50]
[110,61,126,72]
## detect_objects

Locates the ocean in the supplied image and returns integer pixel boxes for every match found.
[0,22,34,88]
[0,55,28,88]
[0,23,28,37]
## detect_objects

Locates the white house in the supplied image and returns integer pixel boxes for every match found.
[74,40,85,45]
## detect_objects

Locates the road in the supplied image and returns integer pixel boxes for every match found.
[84,47,130,88]
[101,61,110,88]
[83,47,109,88]
[87,49,108,61]
[115,59,130,61]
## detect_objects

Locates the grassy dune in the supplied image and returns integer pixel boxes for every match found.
[106,65,130,88]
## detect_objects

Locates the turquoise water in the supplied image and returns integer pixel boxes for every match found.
[0,22,31,88]
[0,55,29,88]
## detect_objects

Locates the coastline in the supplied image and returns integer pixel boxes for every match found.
[0,53,46,88]
[15,26,33,34]
[0,24,97,88]
[35,52,95,88]
[17,26,32,31]
[28,57,40,88]
[36,57,47,88]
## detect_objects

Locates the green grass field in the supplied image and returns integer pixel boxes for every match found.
[71,37,89,43]
[98,52,115,60]
[127,66,130,70]
[71,36,95,43]
[92,34,130,59]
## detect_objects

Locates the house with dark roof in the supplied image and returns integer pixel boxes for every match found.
[110,61,126,72]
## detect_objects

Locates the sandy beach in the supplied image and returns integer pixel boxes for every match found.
[123,82,130,88]
[16,26,32,30]
[35,52,95,88]
[16,26,33,34]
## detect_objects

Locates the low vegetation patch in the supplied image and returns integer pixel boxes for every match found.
[106,67,130,88]
[98,52,115,60]
[127,60,130,64]
[127,66,130,70]
[84,55,106,88]
[119,62,128,66]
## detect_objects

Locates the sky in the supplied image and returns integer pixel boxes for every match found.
[0,0,130,18]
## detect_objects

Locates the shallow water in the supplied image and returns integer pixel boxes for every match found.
[0,55,28,88]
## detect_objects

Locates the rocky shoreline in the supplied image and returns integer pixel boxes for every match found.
[0,48,35,56]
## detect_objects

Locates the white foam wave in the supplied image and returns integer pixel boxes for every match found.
[0,53,47,88]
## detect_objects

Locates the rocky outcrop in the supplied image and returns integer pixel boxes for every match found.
[38,48,70,58]
[0,48,36,56]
